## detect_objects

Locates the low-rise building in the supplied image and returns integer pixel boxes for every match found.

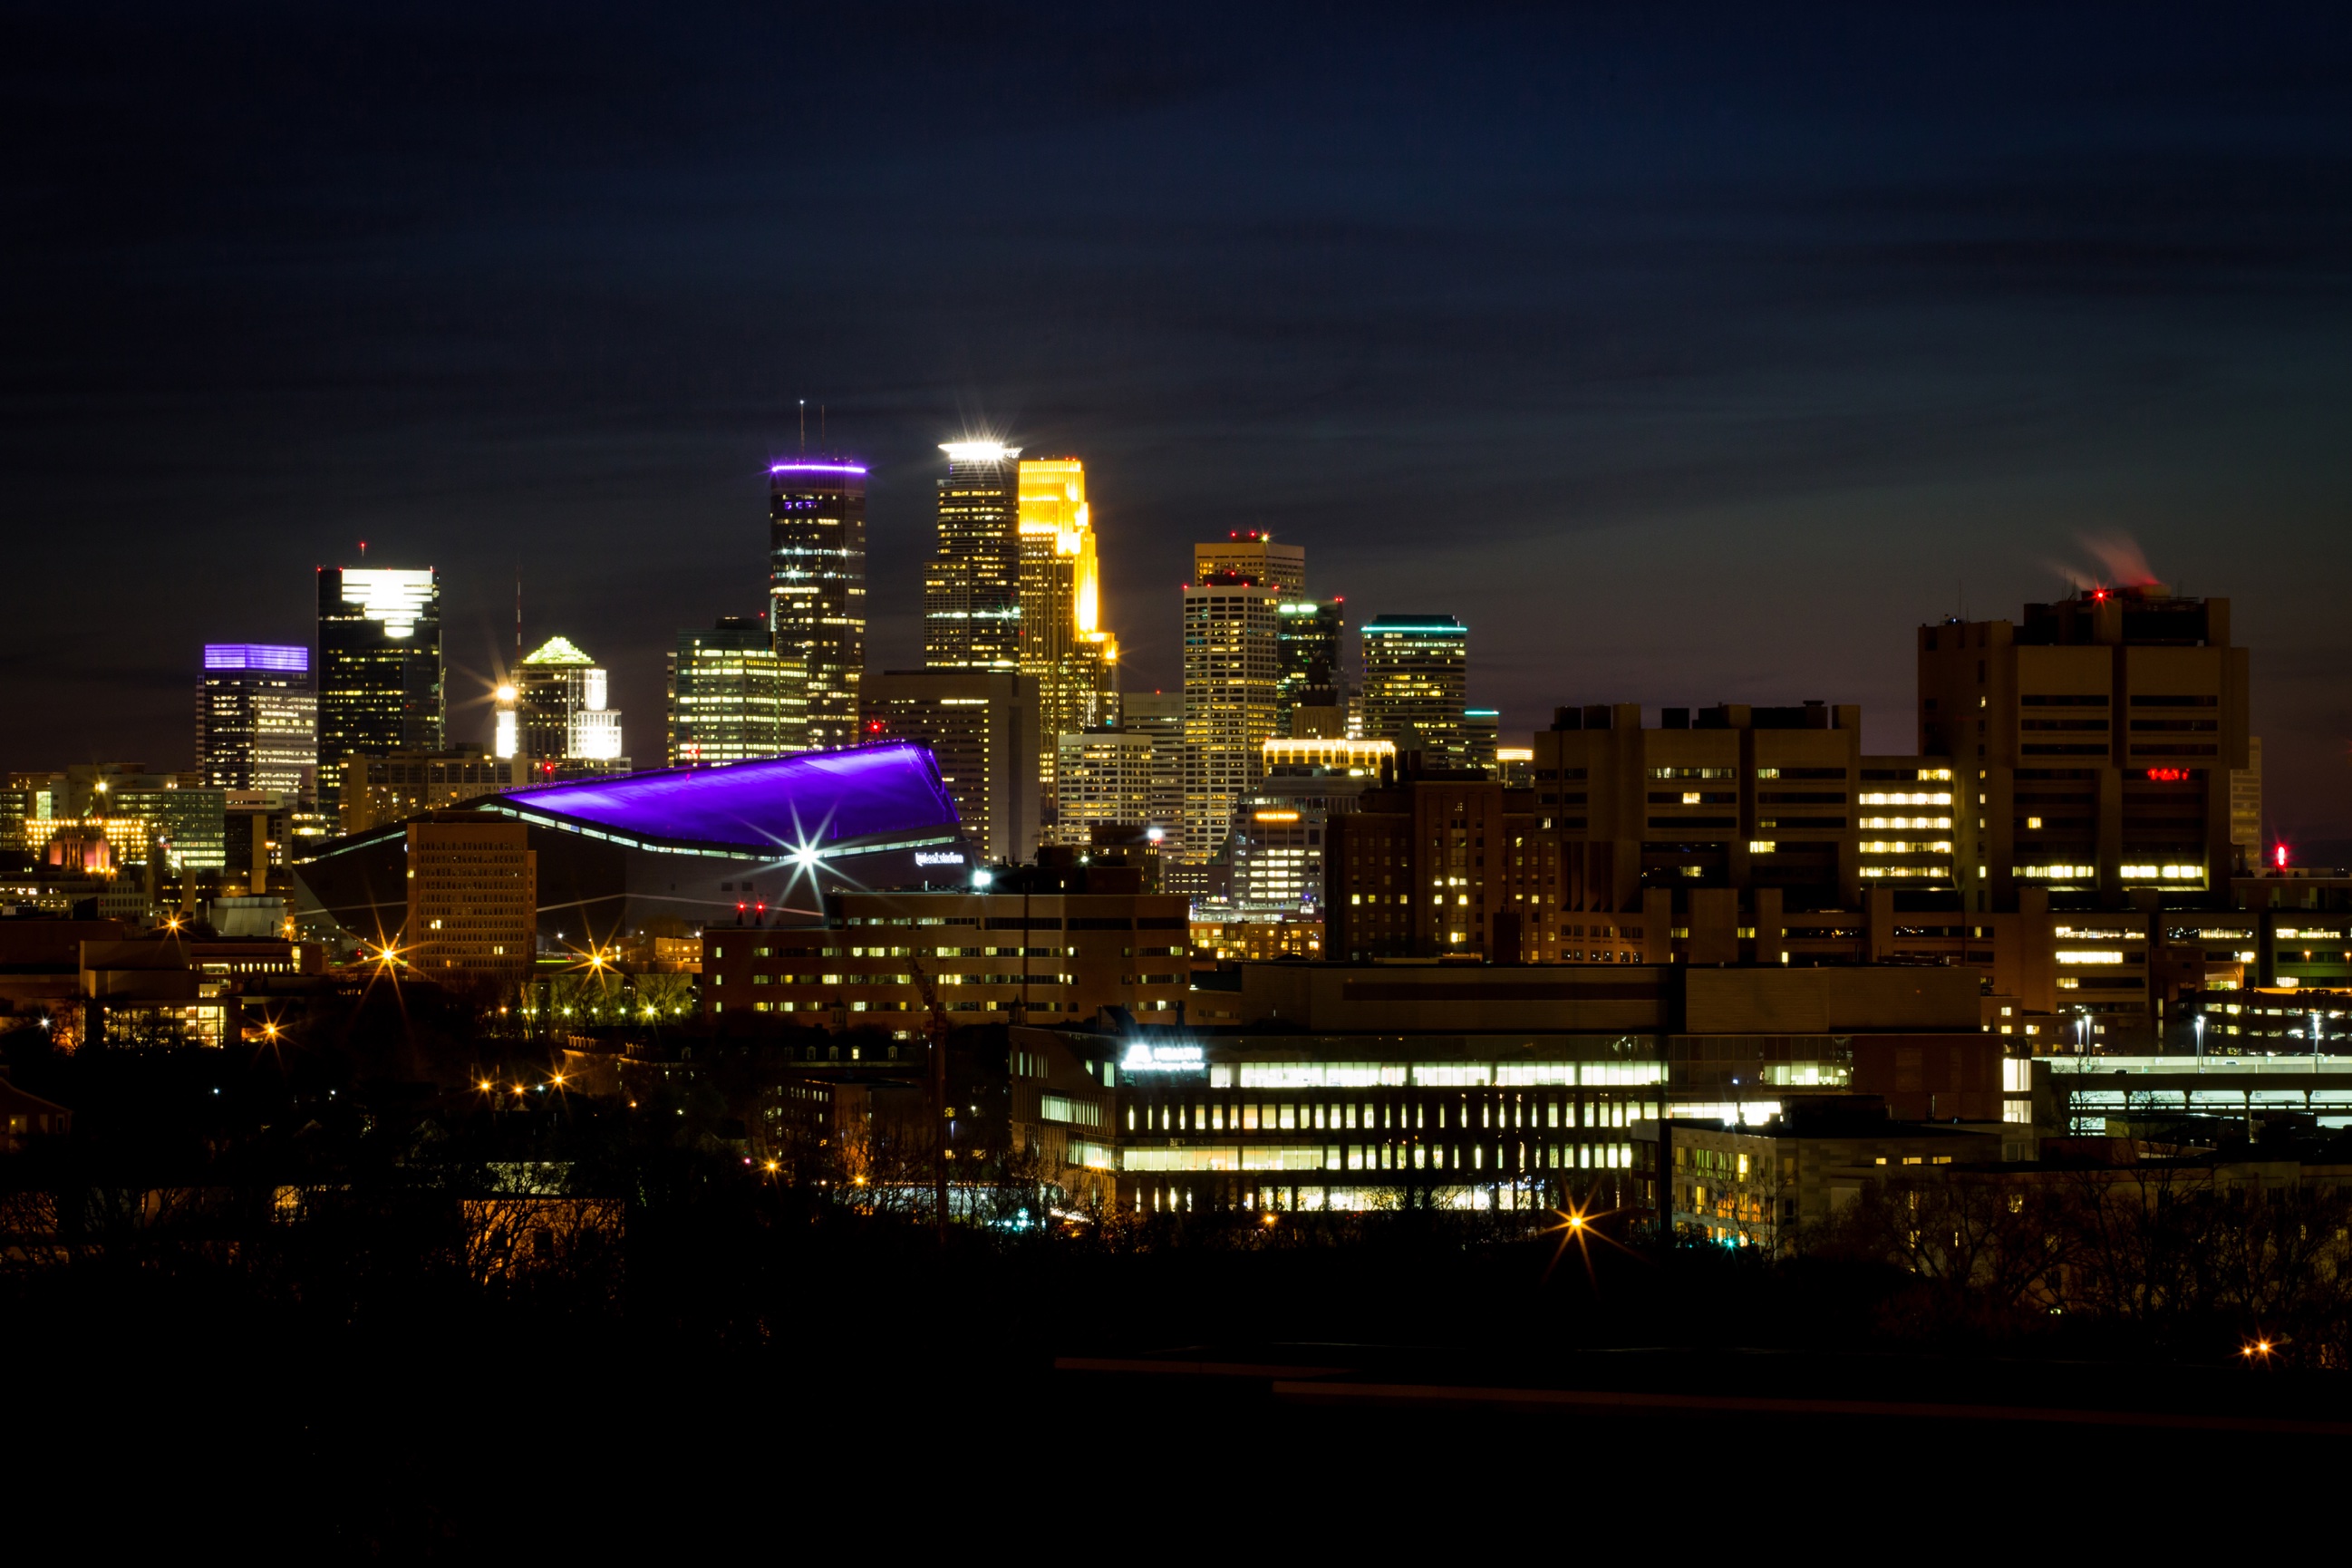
[1633,1105,2007,1250]
[701,863,1189,1034]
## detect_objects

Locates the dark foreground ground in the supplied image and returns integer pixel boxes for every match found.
[13,1214,2349,1554]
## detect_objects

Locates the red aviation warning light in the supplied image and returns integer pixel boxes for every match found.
[2144,767,2192,782]
[2276,844,2291,870]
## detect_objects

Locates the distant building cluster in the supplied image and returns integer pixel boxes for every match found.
[5,428,2338,1132]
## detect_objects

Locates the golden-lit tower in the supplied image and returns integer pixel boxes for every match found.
[1019,457,1120,837]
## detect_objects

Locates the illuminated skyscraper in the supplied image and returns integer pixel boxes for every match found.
[1194,532,1304,596]
[1275,598,1345,737]
[1018,457,1120,819]
[517,636,624,768]
[198,644,317,801]
[926,442,1022,671]
[316,566,441,818]
[668,616,804,764]
[1360,615,1469,768]
[769,460,867,750]
[1180,575,1282,886]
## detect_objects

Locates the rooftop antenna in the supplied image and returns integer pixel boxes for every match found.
[820,402,827,450]
[799,399,806,452]
[358,540,367,561]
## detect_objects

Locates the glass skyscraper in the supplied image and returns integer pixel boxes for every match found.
[198,644,317,800]
[769,460,867,751]
[668,616,804,764]
[316,566,442,817]
[1360,615,1469,768]
[925,442,1022,671]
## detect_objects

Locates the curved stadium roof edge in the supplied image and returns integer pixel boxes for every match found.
[485,741,963,854]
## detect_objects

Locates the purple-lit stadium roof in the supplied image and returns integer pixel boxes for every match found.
[498,742,960,849]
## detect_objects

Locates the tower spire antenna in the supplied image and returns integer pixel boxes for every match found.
[799,399,806,452]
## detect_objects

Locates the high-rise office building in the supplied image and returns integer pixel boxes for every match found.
[198,644,317,801]
[316,566,441,817]
[1055,731,1157,847]
[516,636,624,766]
[1180,576,1282,881]
[1018,457,1121,815]
[862,670,1040,866]
[1360,615,1469,767]
[1465,708,1500,774]
[769,460,867,750]
[667,616,804,765]
[1918,586,2250,907]
[1275,598,1346,738]
[112,775,228,876]
[1194,532,1304,596]
[926,442,1022,672]
[1122,691,1187,843]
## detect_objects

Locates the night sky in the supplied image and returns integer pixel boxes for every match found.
[8,5,2349,837]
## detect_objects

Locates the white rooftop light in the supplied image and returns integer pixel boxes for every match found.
[939,441,1021,463]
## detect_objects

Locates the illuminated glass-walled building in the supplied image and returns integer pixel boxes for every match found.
[1180,575,1282,885]
[769,460,867,750]
[667,615,805,765]
[198,644,317,801]
[925,442,1022,672]
[316,566,441,818]
[1360,615,1468,768]
[516,635,624,767]
[1275,598,1346,738]
[1018,457,1120,818]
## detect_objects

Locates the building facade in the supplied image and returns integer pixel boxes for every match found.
[1180,576,1281,884]
[404,814,536,983]
[198,644,317,801]
[769,460,867,751]
[1193,532,1304,596]
[1017,457,1121,817]
[316,566,442,818]
[1360,615,1469,767]
[339,749,533,836]
[862,670,1040,866]
[1055,731,1157,847]
[1275,598,1346,738]
[515,635,624,766]
[701,871,1190,1033]
[1917,586,2250,910]
[668,616,803,764]
[926,441,1022,672]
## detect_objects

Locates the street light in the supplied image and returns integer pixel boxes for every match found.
[2193,1012,2205,1064]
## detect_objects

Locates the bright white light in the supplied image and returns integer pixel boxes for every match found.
[340,568,435,639]
[973,868,994,889]
[940,440,1021,464]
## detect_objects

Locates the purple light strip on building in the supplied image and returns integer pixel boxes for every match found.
[205,644,309,672]
[769,462,867,476]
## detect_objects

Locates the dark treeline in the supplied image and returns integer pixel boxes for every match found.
[8,990,2351,1550]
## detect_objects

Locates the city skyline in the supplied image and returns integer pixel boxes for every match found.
[7,457,2336,851]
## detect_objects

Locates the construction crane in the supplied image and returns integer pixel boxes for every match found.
[905,953,952,1244]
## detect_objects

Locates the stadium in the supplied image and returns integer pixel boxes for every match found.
[293,742,976,949]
